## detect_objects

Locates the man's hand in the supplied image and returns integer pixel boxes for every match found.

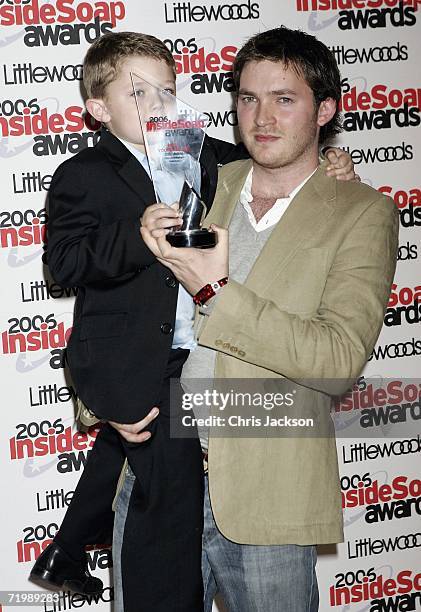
[140,203,182,240]
[109,407,159,443]
[141,224,229,296]
[324,147,360,181]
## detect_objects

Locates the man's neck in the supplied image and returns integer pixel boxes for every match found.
[249,153,319,223]
[251,148,319,197]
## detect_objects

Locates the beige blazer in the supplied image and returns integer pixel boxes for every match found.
[197,159,398,545]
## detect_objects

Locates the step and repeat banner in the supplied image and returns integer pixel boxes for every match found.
[1,1,420,611]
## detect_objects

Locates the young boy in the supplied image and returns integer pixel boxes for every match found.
[29,31,355,612]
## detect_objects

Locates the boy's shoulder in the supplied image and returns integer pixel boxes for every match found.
[52,129,130,182]
[53,139,109,179]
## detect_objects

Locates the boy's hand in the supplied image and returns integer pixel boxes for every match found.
[324,147,360,181]
[140,203,182,239]
[109,407,159,443]
[141,224,229,296]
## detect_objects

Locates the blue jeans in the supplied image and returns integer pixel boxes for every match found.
[112,465,135,612]
[202,475,319,612]
[114,469,319,612]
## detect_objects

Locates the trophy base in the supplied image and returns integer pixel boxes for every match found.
[167,229,216,249]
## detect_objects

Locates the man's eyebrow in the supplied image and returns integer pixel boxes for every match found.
[238,88,297,96]
[271,89,296,96]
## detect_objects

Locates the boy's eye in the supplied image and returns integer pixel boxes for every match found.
[131,89,144,97]
[162,87,175,96]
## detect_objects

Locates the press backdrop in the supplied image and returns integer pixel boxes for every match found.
[1,1,420,611]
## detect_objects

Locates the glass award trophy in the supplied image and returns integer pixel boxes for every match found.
[130,70,216,248]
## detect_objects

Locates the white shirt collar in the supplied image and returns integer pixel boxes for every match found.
[117,136,149,168]
[239,166,317,232]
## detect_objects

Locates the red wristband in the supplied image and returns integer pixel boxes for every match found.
[193,277,228,307]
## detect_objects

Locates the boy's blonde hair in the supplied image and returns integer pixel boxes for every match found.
[83,31,176,98]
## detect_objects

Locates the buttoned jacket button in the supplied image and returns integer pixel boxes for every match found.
[160,323,173,334]
[165,275,177,288]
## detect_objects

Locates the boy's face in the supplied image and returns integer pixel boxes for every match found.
[87,55,176,153]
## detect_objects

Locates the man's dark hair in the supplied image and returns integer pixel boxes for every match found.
[233,26,342,144]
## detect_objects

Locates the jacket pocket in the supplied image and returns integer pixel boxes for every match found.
[79,312,128,340]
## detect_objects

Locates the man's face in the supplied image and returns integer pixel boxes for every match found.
[99,55,176,151]
[237,60,331,170]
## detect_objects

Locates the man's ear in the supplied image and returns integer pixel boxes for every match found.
[86,98,111,124]
[317,98,336,127]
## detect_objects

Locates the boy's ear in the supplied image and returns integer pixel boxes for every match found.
[86,98,110,124]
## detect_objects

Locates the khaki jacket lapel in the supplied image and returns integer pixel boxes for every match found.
[245,160,337,294]
[204,157,338,296]
[204,159,252,228]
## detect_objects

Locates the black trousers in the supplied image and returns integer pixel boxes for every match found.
[55,422,123,553]
[56,349,204,611]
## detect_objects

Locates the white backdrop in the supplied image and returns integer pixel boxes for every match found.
[1,1,420,611]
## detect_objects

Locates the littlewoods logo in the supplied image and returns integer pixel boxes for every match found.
[164,0,260,22]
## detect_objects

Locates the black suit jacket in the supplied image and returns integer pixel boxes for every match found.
[47,129,247,423]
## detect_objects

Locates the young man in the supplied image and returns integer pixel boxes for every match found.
[139,26,399,611]
[30,30,355,611]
